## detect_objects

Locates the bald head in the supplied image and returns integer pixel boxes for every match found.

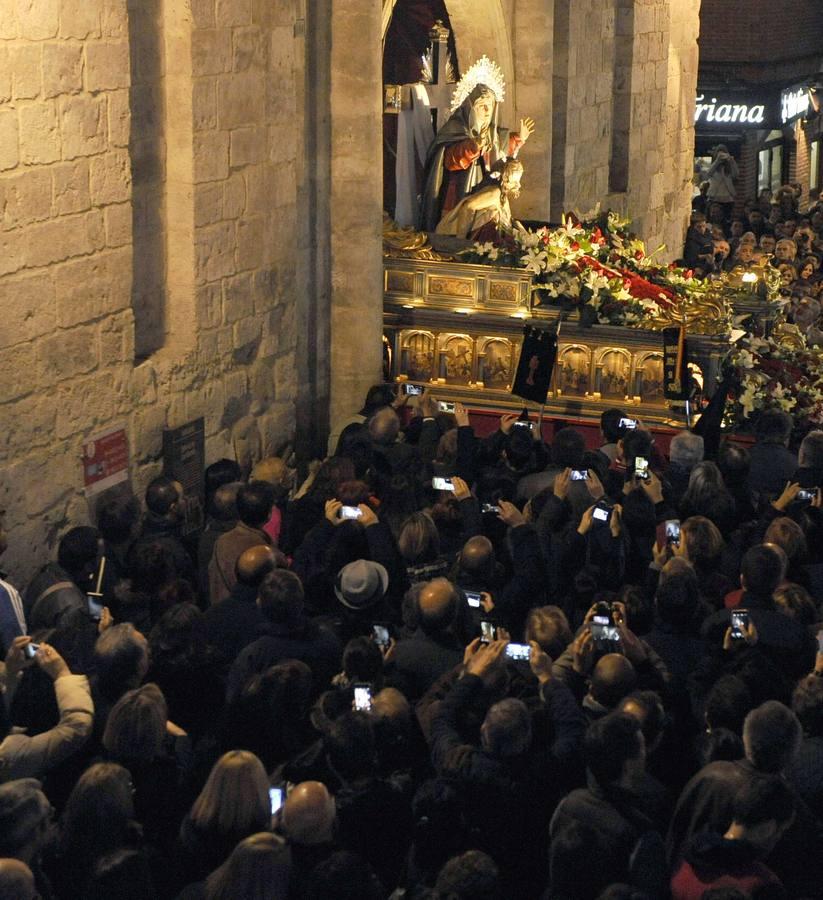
[418,578,458,635]
[368,407,400,446]
[0,859,36,900]
[372,687,411,727]
[236,545,282,587]
[212,481,241,521]
[459,535,495,578]
[590,654,637,709]
[281,781,336,845]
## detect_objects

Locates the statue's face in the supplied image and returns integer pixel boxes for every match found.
[502,168,523,192]
[473,96,494,129]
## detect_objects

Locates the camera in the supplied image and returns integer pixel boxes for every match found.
[590,622,621,651]
[512,421,533,431]
[432,476,455,491]
[797,488,817,502]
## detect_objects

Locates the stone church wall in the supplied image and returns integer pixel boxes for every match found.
[0,0,303,581]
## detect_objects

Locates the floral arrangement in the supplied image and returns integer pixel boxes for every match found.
[460,211,726,327]
[727,330,823,431]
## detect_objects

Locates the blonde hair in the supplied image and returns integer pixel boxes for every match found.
[189,750,270,834]
[205,832,291,900]
[398,511,440,564]
[102,683,167,763]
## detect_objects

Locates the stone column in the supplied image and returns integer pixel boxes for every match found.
[326,3,385,441]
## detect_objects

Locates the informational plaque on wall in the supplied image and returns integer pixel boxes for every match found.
[83,424,130,498]
[163,418,205,536]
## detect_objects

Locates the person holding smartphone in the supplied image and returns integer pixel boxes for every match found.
[0,637,94,782]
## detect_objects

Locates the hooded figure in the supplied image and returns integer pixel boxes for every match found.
[419,69,531,232]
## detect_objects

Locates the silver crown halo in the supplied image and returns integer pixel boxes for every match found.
[450,55,506,113]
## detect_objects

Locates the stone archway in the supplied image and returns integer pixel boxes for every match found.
[381,0,516,110]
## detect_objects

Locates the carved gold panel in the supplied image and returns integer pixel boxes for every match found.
[428,276,475,299]
[488,281,518,304]
[400,330,435,383]
[595,348,632,399]
[554,345,592,396]
[634,353,664,403]
[437,333,474,385]
[386,270,415,294]
[477,337,514,390]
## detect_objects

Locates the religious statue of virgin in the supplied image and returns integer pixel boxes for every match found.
[417,55,535,233]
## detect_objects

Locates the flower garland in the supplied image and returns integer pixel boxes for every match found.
[727,331,823,430]
[460,211,717,327]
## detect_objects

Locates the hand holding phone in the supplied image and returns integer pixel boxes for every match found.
[432,476,455,492]
[438,401,456,413]
[570,469,589,481]
[372,624,390,649]
[633,456,650,481]
[505,642,531,661]
[24,642,40,660]
[480,620,496,643]
[665,519,681,546]
[730,610,750,640]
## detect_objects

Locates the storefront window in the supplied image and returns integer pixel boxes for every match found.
[758,132,785,193]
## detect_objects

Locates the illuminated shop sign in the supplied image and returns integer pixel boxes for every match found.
[780,86,810,125]
[695,94,765,126]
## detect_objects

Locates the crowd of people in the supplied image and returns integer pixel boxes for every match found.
[1,385,822,899]
[685,160,823,345]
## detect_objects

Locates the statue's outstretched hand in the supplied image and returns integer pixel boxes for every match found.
[519,117,535,142]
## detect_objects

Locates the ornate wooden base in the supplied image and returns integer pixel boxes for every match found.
[383,254,731,426]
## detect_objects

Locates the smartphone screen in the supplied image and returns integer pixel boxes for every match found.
[480,620,495,643]
[481,503,500,514]
[465,591,482,609]
[353,684,372,712]
[619,417,638,429]
[339,505,363,520]
[88,596,103,621]
[592,506,611,524]
[404,383,423,395]
[372,625,390,648]
[570,469,589,481]
[512,421,532,431]
[505,643,531,661]
[634,456,650,481]
[438,401,456,413]
[730,610,749,639]
[797,489,816,502]
[269,787,284,815]
[665,519,681,545]
[591,623,621,647]
[432,476,455,491]
[24,642,40,659]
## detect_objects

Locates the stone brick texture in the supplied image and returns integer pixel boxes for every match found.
[0,0,700,583]
[0,0,300,581]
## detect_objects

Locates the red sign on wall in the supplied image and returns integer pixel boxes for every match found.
[83,424,130,497]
